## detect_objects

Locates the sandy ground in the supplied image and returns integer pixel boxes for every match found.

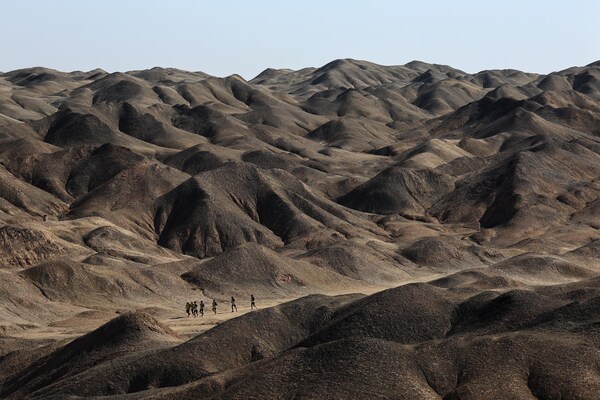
[7,277,442,343]
[166,282,398,338]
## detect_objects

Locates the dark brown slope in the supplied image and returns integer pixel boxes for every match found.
[1,312,181,399]
[323,73,600,249]
[66,158,382,259]
[65,160,189,239]
[5,295,361,399]
[0,164,67,217]
[0,268,77,331]
[429,137,600,246]
[174,281,600,400]
[19,257,193,308]
[0,225,70,268]
[154,161,383,257]
[204,326,599,400]
[170,103,251,143]
[10,276,600,400]
[338,165,454,218]
[117,102,206,149]
[0,140,148,203]
[43,111,118,147]
[181,242,362,297]
[297,283,458,347]
[307,117,396,151]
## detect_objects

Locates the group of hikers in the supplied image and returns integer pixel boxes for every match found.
[185,295,257,317]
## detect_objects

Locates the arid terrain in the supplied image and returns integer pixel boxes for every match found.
[1,59,600,399]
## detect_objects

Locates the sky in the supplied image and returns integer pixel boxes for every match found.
[1,0,599,79]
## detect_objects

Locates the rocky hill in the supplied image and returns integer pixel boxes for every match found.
[1,59,600,399]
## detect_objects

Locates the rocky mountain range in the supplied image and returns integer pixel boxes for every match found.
[1,58,600,399]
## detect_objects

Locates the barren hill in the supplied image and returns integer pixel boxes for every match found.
[1,58,600,399]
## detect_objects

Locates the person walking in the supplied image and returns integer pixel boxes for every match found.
[199,300,205,316]
[250,294,257,310]
[185,301,191,317]
[231,296,238,312]
[212,299,217,314]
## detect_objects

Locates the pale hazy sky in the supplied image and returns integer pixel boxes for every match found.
[1,0,598,78]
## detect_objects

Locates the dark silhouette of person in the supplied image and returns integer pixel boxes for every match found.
[199,300,205,316]
[231,296,237,312]
[185,301,191,317]
[212,299,217,314]
[250,294,256,310]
